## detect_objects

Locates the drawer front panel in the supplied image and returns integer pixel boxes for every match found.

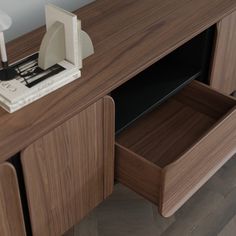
[161,109,236,217]
[21,96,114,236]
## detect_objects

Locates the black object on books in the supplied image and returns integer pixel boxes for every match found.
[0,66,18,81]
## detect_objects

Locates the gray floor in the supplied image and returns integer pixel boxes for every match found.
[66,154,236,236]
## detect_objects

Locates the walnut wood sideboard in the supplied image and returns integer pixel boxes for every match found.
[0,0,236,235]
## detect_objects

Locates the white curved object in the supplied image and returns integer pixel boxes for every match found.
[38,21,66,70]
[0,10,12,31]
[81,30,94,60]
[0,10,12,65]
[38,4,94,71]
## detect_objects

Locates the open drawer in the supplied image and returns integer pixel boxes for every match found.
[115,81,236,217]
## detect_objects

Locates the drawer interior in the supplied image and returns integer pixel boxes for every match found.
[116,81,236,168]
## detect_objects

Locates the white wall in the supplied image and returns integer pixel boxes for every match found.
[0,0,94,42]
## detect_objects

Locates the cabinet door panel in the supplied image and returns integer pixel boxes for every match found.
[0,163,26,236]
[210,11,236,95]
[21,96,114,236]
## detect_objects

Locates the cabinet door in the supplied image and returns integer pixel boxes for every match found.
[21,96,114,236]
[0,163,26,236]
[210,11,236,95]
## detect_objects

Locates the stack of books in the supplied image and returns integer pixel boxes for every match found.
[0,53,80,113]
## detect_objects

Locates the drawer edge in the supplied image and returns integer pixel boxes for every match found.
[161,108,236,217]
[115,143,161,204]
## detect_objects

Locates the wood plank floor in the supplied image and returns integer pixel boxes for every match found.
[65,154,236,236]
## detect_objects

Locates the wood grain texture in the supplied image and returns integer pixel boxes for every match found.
[103,96,115,197]
[0,0,236,163]
[62,164,236,236]
[115,143,161,204]
[115,81,236,217]
[174,81,236,119]
[21,97,114,236]
[161,108,236,217]
[0,163,26,236]
[116,98,215,168]
[210,11,236,95]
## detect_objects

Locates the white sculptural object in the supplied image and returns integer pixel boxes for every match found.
[38,4,94,70]
[0,10,12,68]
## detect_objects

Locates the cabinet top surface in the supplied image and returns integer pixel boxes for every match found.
[0,0,236,162]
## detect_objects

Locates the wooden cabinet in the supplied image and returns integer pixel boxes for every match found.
[0,163,26,236]
[210,11,236,95]
[116,81,236,217]
[21,96,114,236]
[0,1,236,233]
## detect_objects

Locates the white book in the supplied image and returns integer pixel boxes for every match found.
[0,53,81,113]
[0,57,79,104]
[0,68,80,113]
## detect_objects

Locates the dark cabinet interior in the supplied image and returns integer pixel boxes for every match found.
[111,26,215,133]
